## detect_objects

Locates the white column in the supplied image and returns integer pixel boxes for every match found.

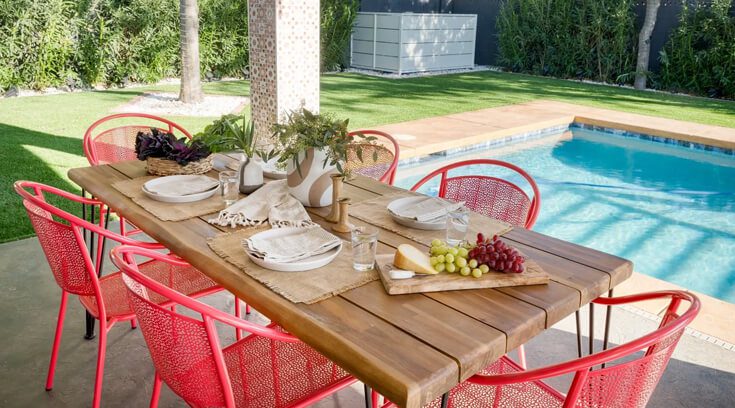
[248,0,321,147]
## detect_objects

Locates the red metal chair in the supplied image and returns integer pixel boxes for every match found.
[410,159,541,229]
[83,113,192,166]
[374,290,700,408]
[14,180,228,408]
[111,245,357,408]
[346,130,400,185]
[82,113,192,237]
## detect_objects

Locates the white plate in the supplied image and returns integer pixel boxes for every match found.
[142,175,219,203]
[387,196,447,231]
[245,228,343,272]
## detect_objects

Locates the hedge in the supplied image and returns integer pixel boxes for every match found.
[659,0,735,99]
[0,0,358,91]
[496,0,637,84]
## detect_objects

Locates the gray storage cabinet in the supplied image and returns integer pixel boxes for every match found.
[351,12,477,74]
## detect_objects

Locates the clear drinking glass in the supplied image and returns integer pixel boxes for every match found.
[446,206,470,246]
[351,226,379,271]
[219,171,238,206]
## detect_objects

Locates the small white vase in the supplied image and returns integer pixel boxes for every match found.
[286,148,337,207]
[238,155,264,194]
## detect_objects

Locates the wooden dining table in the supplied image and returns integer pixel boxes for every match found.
[68,159,632,408]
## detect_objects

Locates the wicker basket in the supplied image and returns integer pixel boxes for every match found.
[146,156,213,176]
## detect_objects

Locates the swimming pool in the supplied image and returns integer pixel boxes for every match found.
[396,125,735,303]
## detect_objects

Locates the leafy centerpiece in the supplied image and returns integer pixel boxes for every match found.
[193,113,276,193]
[135,128,213,176]
[272,108,376,207]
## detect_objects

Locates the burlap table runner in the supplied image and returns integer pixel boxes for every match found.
[350,193,514,246]
[112,176,229,222]
[207,227,378,304]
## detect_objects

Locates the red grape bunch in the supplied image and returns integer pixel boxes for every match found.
[468,233,526,274]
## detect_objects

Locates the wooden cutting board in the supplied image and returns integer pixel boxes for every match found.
[375,254,549,295]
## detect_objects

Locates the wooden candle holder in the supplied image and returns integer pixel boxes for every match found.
[331,197,353,233]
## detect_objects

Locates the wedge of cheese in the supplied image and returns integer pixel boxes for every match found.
[393,244,437,274]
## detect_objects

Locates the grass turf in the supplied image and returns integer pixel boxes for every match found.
[2,71,734,242]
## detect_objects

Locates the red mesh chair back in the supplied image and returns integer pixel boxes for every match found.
[465,291,700,408]
[22,199,96,296]
[112,246,305,408]
[122,272,229,406]
[16,182,102,297]
[83,113,192,165]
[410,159,541,228]
[346,130,400,185]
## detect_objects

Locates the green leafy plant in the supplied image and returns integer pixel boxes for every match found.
[659,0,735,99]
[193,113,260,157]
[496,0,636,84]
[272,108,376,178]
[320,0,359,72]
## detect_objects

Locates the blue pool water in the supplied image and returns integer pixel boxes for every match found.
[396,126,735,302]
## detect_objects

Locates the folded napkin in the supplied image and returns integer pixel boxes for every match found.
[209,179,314,228]
[243,226,342,263]
[146,175,218,196]
[390,196,465,222]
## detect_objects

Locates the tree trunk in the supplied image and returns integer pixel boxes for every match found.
[179,0,203,103]
[634,0,661,90]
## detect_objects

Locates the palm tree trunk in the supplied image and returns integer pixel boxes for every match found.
[634,0,661,90]
[179,0,203,103]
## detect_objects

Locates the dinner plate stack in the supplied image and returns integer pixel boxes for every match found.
[243,227,343,272]
[387,196,464,230]
[142,175,219,203]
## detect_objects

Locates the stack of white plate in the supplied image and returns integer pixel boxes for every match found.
[142,175,219,203]
[245,227,342,272]
[387,196,448,230]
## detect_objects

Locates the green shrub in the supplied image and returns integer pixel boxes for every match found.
[0,0,249,90]
[320,0,359,72]
[497,0,637,84]
[0,0,78,90]
[659,0,735,99]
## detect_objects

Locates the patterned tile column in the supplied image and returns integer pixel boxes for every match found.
[248,0,320,148]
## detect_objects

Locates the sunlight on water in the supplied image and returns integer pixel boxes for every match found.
[396,127,735,302]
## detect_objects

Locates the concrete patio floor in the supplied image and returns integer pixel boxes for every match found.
[1,235,734,407]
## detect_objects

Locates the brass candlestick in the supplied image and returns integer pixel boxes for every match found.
[332,197,353,233]
[325,174,343,223]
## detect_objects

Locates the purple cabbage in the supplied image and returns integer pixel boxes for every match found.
[135,128,211,165]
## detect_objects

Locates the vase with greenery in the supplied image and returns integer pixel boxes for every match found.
[194,113,273,193]
[272,108,376,207]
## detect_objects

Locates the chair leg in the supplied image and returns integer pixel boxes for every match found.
[92,322,108,408]
[516,344,527,369]
[46,292,68,391]
[131,318,137,329]
[149,371,162,408]
[246,304,251,315]
[234,297,242,340]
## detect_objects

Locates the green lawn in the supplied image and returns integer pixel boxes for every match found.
[2,71,734,242]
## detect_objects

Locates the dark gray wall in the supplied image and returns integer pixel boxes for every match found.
[358,0,726,72]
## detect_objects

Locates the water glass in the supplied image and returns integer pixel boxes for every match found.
[351,226,379,271]
[219,171,238,206]
[446,206,470,246]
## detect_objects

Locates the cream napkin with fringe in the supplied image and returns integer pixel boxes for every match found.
[208,180,314,228]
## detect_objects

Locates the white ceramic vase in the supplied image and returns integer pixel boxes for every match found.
[238,155,264,194]
[286,148,337,207]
